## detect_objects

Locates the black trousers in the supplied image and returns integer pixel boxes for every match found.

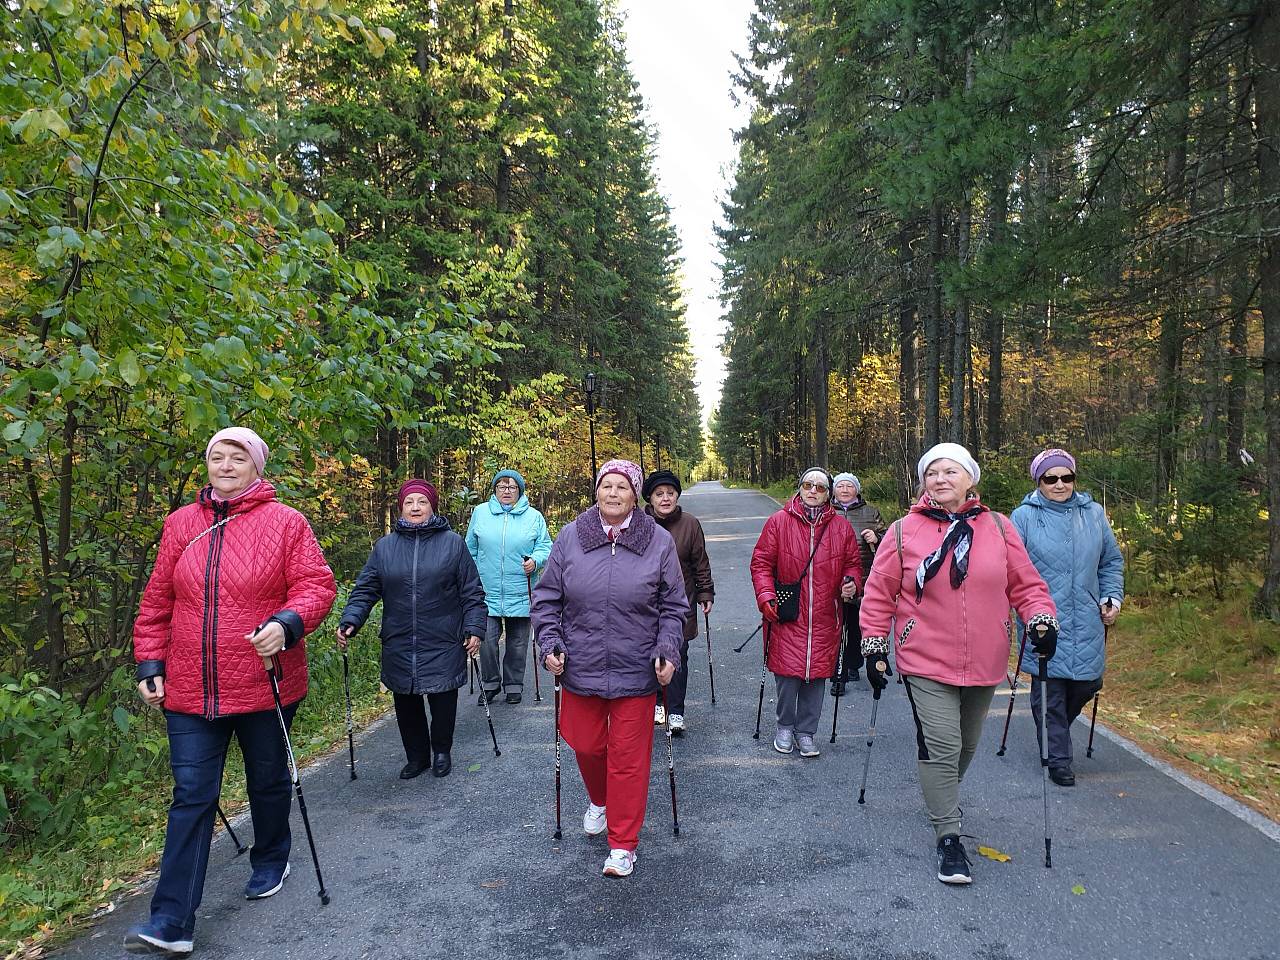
[1030,676,1103,768]
[837,600,865,681]
[393,690,459,760]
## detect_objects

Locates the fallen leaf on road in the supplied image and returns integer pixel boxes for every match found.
[977,846,1011,863]
[1071,884,1086,895]
[480,880,506,889]
[468,762,481,773]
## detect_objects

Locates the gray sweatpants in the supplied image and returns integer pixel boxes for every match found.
[480,616,531,696]
[902,676,997,840]
[774,674,826,738]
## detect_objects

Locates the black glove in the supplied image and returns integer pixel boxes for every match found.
[1029,618,1058,662]
[865,652,891,691]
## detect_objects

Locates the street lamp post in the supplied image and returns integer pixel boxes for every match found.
[585,372,598,482]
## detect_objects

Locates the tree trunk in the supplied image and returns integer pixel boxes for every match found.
[986,175,1008,451]
[897,218,920,498]
[924,202,943,448]
[813,313,830,466]
[1253,1,1280,619]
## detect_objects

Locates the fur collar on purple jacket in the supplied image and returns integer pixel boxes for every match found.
[574,505,656,555]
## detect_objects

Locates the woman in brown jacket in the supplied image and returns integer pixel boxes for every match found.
[642,470,714,734]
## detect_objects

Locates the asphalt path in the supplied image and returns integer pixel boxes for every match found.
[60,482,1279,960]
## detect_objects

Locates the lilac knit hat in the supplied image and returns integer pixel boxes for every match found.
[206,427,269,476]
[596,458,643,500]
[1029,448,1076,482]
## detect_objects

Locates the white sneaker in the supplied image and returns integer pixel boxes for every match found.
[668,713,686,735]
[654,704,666,725]
[602,848,637,877]
[583,802,607,836]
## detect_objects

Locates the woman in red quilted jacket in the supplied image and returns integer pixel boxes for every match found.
[750,467,862,759]
[125,427,336,958]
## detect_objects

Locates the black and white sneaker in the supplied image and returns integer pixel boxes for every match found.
[936,835,972,885]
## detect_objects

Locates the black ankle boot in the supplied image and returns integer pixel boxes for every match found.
[432,751,452,778]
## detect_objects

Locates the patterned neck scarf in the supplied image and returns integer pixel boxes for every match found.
[915,502,985,600]
[803,502,827,522]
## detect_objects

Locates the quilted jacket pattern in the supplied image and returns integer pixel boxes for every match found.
[133,482,337,717]
[464,495,554,617]
[750,496,863,681]
[340,515,487,695]
[1011,490,1124,680]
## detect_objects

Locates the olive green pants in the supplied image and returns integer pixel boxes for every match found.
[901,676,997,840]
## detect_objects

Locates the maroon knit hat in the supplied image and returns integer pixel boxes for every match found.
[397,479,438,512]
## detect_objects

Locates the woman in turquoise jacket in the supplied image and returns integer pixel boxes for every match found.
[1011,448,1124,786]
[465,469,554,704]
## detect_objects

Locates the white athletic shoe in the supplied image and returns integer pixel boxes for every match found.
[654,704,666,725]
[602,848,637,877]
[797,735,820,758]
[583,802,607,836]
[668,713,686,734]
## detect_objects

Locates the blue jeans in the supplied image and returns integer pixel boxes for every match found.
[149,705,296,937]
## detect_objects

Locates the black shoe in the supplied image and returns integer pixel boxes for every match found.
[1049,765,1076,786]
[399,758,430,780]
[505,692,522,704]
[478,690,499,706]
[432,752,451,778]
[830,681,846,697]
[848,669,860,682]
[936,835,972,885]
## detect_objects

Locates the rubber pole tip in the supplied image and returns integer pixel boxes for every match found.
[494,749,502,757]
[857,792,866,804]
[350,772,358,780]
[673,826,680,836]
[320,893,331,906]
[553,830,562,840]
[996,748,1006,756]
[752,733,760,740]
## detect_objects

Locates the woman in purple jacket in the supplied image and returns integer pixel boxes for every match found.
[532,459,689,878]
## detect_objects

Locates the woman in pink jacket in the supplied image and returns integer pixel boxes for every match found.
[860,443,1057,886]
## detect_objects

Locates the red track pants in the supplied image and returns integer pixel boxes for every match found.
[560,689,657,852]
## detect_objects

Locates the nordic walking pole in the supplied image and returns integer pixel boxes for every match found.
[659,658,680,836]
[996,623,1029,756]
[472,653,501,756]
[469,652,475,695]
[831,578,854,744]
[263,654,331,905]
[857,662,886,804]
[753,623,772,740]
[341,648,357,780]
[216,805,248,856]
[702,608,717,705]
[525,560,542,703]
[552,673,563,840]
[733,623,762,654]
[1088,603,1112,759]
[1036,637,1053,869]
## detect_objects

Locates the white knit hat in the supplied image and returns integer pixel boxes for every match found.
[917,443,981,486]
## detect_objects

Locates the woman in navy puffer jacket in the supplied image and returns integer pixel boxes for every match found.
[1011,448,1124,787]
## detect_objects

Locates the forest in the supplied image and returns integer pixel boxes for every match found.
[0,0,700,947]
[711,0,1280,617]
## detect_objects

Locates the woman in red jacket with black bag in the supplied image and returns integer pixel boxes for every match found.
[750,467,862,759]
[126,427,336,957]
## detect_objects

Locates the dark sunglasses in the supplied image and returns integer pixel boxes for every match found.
[800,481,829,492]
[1040,472,1076,485]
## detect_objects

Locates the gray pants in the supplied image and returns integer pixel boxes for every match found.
[902,676,997,840]
[1030,676,1103,769]
[774,674,826,738]
[480,616,531,696]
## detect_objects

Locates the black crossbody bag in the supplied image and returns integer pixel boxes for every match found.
[774,520,830,622]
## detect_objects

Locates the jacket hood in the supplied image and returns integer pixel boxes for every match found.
[198,480,277,515]
[487,493,531,515]
[395,513,451,537]
[909,492,988,516]
[1019,489,1094,512]
[574,505,656,555]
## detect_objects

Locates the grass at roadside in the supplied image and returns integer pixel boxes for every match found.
[1,612,388,959]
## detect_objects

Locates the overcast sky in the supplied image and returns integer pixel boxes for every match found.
[616,0,755,425]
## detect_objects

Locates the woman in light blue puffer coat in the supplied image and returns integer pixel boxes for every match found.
[1011,448,1124,787]
[465,469,554,704]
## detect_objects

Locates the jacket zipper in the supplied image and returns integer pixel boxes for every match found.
[199,501,229,720]
[410,536,420,693]
[805,519,815,680]
[500,513,508,611]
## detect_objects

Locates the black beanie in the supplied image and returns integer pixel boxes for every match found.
[641,469,682,501]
